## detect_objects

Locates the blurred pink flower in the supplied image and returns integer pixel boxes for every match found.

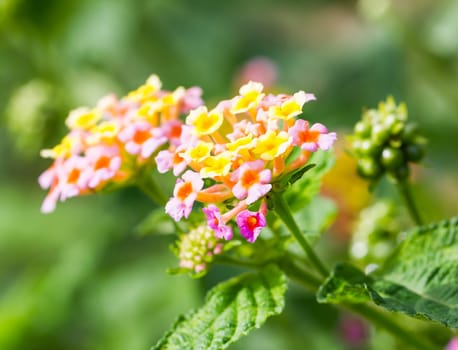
[446,338,458,350]
[85,145,122,188]
[118,121,167,159]
[237,57,277,89]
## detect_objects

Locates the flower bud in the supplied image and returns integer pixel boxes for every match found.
[357,157,382,179]
[359,139,382,157]
[175,225,224,276]
[354,121,371,137]
[350,97,426,183]
[404,144,425,163]
[381,147,404,170]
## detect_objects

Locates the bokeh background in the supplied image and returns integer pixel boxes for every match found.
[1,0,457,349]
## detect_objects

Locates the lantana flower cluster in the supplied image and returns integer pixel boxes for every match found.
[160,81,336,243]
[38,75,203,213]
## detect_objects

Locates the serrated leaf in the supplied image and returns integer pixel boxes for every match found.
[317,218,458,327]
[152,265,287,350]
[317,263,371,304]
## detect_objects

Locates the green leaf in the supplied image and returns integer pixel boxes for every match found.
[152,265,287,350]
[317,218,458,327]
[293,195,337,243]
[285,163,316,186]
[317,263,371,304]
[285,150,335,211]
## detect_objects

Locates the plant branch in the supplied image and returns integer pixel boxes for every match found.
[271,192,329,278]
[396,179,423,226]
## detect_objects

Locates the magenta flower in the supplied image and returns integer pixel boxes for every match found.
[289,119,337,151]
[231,160,272,204]
[203,204,233,240]
[235,209,266,243]
[165,170,204,221]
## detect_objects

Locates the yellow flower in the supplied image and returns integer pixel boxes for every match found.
[268,91,311,121]
[40,135,79,159]
[186,106,224,136]
[137,101,161,125]
[162,87,185,106]
[231,81,264,114]
[87,121,120,144]
[182,141,214,163]
[200,152,233,178]
[127,74,162,102]
[65,107,100,130]
[253,131,291,161]
[226,135,254,158]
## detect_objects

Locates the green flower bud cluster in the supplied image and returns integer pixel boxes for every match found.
[175,225,224,276]
[351,96,426,182]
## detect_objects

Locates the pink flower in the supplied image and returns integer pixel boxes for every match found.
[155,147,187,176]
[39,155,92,213]
[38,162,61,213]
[161,120,183,147]
[237,57,278,89]
[118,121,167,159]
[227,120,262,142]
[181,87,204,113]
[165,170,204,221]
[40,188,60,214]
[235,209,266,243]
[289,119,337,151]
[179,124,199,146]
[231,160,272,204]
[446,338,458,350]
[57,156,92,201]
[85,145,122,188]
[203,205,233,240]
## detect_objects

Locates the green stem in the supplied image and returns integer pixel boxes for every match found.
[216,254,322,292]
[397,179,423,226]
[216,255,269,269]
[272,192,329,278]
[347,304,439,350]
[278,255,322,290]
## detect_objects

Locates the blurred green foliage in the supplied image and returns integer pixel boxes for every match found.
[1,0,457,349]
